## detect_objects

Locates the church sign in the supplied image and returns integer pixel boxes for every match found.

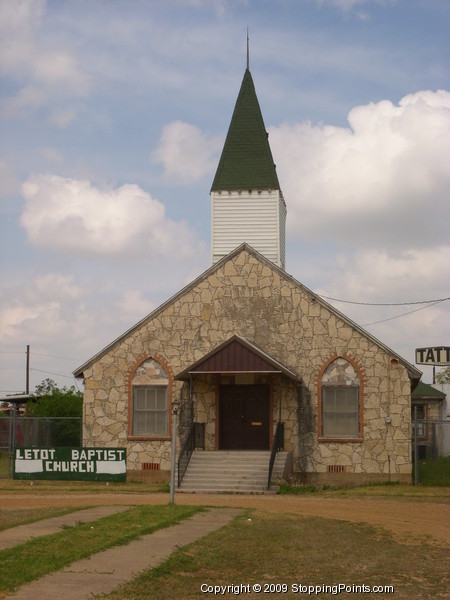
[415,346,450,366]
[13,447,126,481]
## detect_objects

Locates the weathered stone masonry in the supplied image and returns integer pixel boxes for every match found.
[82,245,415,484]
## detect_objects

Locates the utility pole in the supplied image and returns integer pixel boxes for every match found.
[26,345,30,394]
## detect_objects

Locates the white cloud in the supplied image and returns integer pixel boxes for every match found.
[118,290,155,323]
[0,159,20,197]
[270,90,450,249]
[311,0,393,10]
[0,273,84,341]
[0,0,46,51]
[314,245,450,366]
[38,146,64,163]
[33,274,83,300]
[20,174,205,258]
[0,302,52,340]
[162,0,232,18]
[48,108,76,128]
[32,51,88,91]
[318,246,450,303]
[152,120,222,183]
[0,0,89,116]
[1,85,46,116]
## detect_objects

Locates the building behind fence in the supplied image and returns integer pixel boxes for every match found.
[412,417,450,460]
[0,412,82,478]
[411,381,450,462]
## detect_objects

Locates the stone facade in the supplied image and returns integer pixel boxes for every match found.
[80,244,419,484]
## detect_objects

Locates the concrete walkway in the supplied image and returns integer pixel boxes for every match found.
[3,507,242,600]
[0,506,130,550]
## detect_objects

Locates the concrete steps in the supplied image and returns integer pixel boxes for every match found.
[178,450,291,494]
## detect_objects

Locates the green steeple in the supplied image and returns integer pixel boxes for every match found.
[211,69,281,192]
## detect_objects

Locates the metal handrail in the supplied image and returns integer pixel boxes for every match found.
[267,421,284,490]
[177,423,195,488]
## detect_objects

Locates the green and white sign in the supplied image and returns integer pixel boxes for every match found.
[13,447,126,481]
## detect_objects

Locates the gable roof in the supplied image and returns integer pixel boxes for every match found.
[412,381,446,400]
[175,335,302,382]
[74,243,421,383]
[211,69,281,192]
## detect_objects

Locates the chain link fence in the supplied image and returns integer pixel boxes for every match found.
[2,410,449,484]
[412,412,450,485]
[0,411,82,478]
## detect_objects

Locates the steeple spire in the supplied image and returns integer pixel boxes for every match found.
[210,62,287,270]
[210,69,280,192]
[247,28,249,70]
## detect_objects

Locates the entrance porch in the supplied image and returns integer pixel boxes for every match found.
[175,335,301,490]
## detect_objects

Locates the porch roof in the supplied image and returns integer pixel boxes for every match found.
[175,335,302,383]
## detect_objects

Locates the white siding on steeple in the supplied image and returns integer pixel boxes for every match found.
[211,189,286,269]
[279,194,286,269]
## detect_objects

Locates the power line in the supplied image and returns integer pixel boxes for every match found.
[319,295,450,307]
[30,368,76,380]
[30,352,82,362]
[0,350,81,361]
[362,301,443,326]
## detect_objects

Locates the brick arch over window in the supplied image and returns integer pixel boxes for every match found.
[316,353,366,443]
[127,353,174,440]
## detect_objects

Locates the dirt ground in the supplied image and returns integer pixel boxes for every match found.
[1,491,449,547]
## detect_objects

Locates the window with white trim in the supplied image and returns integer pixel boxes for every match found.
[133,386,168,435]
[131,358,169,437]
[321,358,360,439]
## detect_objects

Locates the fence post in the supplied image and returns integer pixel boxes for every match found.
[8,410,13,478]
[431,422,437,458]
[169,405,178,504]
[414,406,418,486]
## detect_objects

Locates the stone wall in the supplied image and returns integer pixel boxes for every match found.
[82,247,413,482]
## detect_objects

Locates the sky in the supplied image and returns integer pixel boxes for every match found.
[1,0,449,395]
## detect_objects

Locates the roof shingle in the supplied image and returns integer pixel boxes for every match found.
[211,69,280,192]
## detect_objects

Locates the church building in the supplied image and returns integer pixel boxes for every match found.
[74,64,421,489]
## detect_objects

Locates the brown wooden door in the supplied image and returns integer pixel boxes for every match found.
[219,384,269,450]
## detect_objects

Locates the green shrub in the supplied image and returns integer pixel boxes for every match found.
[277,481,317,494]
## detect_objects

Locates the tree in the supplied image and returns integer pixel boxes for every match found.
[34,378,59,396]
[435,366,450,384]
[26,379,83,446]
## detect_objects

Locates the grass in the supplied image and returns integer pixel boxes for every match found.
[99,510,449,600]
[0,482,448,598]
[1,476,449,503]
[0,451,9,479]
[277,458,450,496]
[277,481,319,494]
[0,478,169,494]
[414,457,450,486]
[276,481,450,500]
[0,506,84,532]
[330,484,450,502]
[0,504,201,594]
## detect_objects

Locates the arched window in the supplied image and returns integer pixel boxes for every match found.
[321,358,361,439]
[131,358,169,437]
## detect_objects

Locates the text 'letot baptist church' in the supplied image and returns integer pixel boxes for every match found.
[75,64,421,490]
